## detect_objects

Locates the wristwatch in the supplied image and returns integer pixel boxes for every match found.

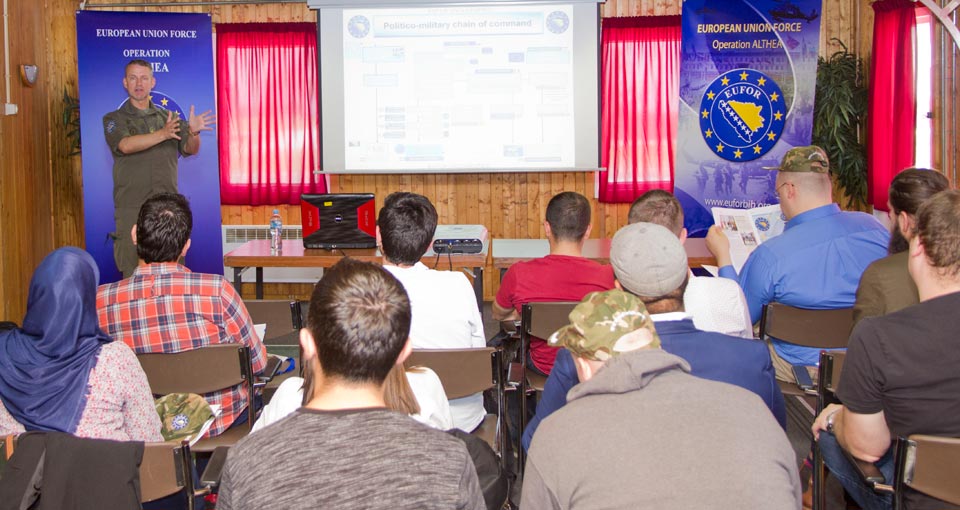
[825,409,839,433]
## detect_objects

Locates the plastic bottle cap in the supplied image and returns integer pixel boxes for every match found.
[273,209,280,214]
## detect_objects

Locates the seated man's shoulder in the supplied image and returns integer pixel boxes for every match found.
[687,274,743,296]
[689,328,767,356]
[840,209,885,225]
[177,270,233,296]
[235,410,468,464]
[427,266,472,287]
[535,255,613,280]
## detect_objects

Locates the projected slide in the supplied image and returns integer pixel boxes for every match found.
[342,5,576,171]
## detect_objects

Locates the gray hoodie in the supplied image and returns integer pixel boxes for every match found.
[521,349,801,510]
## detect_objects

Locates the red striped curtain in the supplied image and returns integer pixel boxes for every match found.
[216,23,326,205]
[599,16,681,203]
[868,1,918,211]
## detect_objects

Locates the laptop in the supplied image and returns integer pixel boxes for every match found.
[300,193,377,249]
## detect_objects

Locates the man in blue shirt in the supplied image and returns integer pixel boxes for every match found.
[522,222,785,451]
[706,146,888,383]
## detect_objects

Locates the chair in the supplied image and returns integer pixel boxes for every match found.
[0,434,14,476]
[0,434,218,510]
[892,435,960,508]
[243,299,303,345]
[405,347,505,467]
[517,301,577,475]
[137,344,256,453]
[758,303,854,411]
[842,434,960,509]
[812,350,846,510]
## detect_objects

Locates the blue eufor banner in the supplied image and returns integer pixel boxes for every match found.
[675,0,823,236]
[77,11,222,283]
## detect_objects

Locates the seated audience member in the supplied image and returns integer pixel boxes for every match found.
[521,290,800,509]
[523,223,785,450]
[0,247,161,441]
[706,145,888,382]
[252,364,453,432]
[377,191,486,432]
[628,189,752,338]
[853,168,949,325]
[813,190,960,510]
[97,193,266,436]
[218,259,484,510]
[493,191,615,375]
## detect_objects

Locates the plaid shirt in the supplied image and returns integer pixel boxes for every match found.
[97,263,267,437]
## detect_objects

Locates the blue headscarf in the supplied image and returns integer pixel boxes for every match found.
[0,247,112,433]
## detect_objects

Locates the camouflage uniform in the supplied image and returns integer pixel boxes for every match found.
[155,392,214,441]
[103,101,192,277]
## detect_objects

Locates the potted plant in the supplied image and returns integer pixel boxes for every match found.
[62,89,81,156]
[812,39,868,209]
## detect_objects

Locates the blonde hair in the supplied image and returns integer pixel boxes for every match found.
[382,365,421,416]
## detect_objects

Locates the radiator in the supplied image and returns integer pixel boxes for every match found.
[221,225,325,284]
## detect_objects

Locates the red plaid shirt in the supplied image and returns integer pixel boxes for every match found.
[97,263,266,437]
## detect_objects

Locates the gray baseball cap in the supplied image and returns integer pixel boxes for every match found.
[610,222,688,297]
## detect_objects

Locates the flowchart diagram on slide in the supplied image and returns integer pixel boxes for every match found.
[342,6,576,170]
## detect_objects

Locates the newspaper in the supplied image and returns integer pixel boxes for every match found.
[712,204,786,273]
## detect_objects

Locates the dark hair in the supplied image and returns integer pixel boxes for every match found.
[303,258,411,387]
[377,192,438,265]
[545,192,591,242]
[914,190,960,278]
[628,190,684,234]
[889,168,950,216]
[135,193,192,264]
[636,274,689,314]
[124,59,152,75]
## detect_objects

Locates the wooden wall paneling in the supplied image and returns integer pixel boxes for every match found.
[462,173,479,225]
[0,0,58,321]
[438,173,454,222]
[48,0,84,250]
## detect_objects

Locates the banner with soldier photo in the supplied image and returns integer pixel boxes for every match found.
[675,0,824,236]
[77,11,222,283]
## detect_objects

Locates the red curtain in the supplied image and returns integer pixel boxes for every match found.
[599,16,681,203]
[216,23,326,205]
[868,1,917,211]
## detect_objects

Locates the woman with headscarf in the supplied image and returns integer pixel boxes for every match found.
[0,247,161,441]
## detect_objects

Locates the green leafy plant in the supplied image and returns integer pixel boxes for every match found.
[62,89,81,155]
[813,39,868,209]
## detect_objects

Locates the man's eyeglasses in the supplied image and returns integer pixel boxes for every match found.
[775,182,794,198]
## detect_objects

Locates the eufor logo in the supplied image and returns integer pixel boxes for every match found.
[699,68,785,162]
[755,216,770,232]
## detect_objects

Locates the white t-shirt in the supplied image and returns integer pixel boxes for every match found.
[251,368,454,433]
[684,275,753,339]
[383,263,487,432]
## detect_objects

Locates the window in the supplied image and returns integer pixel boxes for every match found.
[915,9,933,168]
[598,16,681,203]
[216,23,326,205]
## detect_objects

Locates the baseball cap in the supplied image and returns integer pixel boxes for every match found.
[548,289,660,361]
[610,222,688,297]
[764,145,830,173]
[155,392,214,441]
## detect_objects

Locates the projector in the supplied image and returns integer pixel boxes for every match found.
[432,225,488,254]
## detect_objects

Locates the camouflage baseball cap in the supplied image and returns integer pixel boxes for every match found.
[547,289,660,361]
[155,393,214,441]
[764,145,830,173]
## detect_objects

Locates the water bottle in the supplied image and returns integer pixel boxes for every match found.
[269,209,283,251]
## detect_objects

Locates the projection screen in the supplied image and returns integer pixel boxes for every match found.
[310,0,603,174]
